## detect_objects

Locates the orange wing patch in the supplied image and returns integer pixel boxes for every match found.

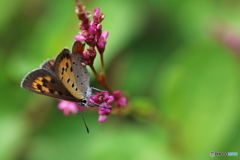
[32,76,55,93]
[57,56,85,99]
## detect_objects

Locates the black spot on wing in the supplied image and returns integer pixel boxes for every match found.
[42,79,48,83]
[67,78,70,83]
[58,91,63,95]
[50,79,55,84]
[49,89,54,93]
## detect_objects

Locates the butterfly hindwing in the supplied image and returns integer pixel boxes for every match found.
[53,48,85,99]
[71,41,90,95]
[21,68,78,102]
[41,59,55,71]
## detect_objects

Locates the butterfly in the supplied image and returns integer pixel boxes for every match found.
[21,41,93,106]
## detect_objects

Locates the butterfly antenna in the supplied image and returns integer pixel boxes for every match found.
[80,110,89,134]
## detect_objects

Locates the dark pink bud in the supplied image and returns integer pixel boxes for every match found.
[97,31,109,50]
[81,48,96,65]
[93,7,104,23]
[88,27,97,34]
[89,92,114,123]
[96,24,102,30]
[94,7,100,15]
[113,90,127,107]
[98,115,107,123]
[101,31,109,39]
[75,35,86,42]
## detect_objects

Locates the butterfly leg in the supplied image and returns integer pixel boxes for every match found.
[91,87,107,93]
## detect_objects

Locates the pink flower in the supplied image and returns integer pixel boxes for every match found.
[98,115,107,123]
[75,5,109,63]
[93,7,104,23]
[75,35,86,42]
[58,100,79,116]
[82,47,96,65]
[89,92,114,123]
[96,31,109,54]
[113,90,127,107]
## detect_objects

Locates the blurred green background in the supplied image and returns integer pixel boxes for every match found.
[1,0,240,159]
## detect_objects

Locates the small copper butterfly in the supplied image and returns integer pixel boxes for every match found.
[21,41,92,106]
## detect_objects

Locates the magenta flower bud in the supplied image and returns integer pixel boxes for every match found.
[98,115,107,123]
[58,100,79,116]
[93,7,104,23]
[96,24,102,30]
[97,40,106,49]
[94,7,100,16]
[117,97,127,106]
[89,92,114,123]
[101,31,109,39]
[88,27,97,34]
[97,31,109,51]
[85,11,91,18]
[75,35,86,42]
[113,90,127,107]
[104,95,114,104]
[89,21,95,27]
[81,48,96,65]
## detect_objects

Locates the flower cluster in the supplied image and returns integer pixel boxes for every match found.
[89,92,114,123]
[58,1,127,123]
[75,5,108,65]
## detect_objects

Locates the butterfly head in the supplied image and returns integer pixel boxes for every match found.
[79,98,88,107]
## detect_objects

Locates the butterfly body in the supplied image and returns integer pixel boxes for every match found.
[21,41,92,106]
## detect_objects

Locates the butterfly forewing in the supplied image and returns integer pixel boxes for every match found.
[53,48,85,99]
[21,68,78,102]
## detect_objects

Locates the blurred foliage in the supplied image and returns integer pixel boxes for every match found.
[1,0,240,160]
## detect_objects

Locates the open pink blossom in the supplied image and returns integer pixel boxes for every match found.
[58,100,79,116]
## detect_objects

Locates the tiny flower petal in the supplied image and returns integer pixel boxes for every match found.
[89,92,114,123]
[98,115,107,123]
[113,90,127,107]
[113,90,121,97]
[118,97,127,106]
[104,95,114,104]
[58,100,79,116]
[97,40,106,49]
[94,7,100,15]
[102,31,109,40]
[96,24,102,30]
[75,35,86,42]
[88,27,97,34]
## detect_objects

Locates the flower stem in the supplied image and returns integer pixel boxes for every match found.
[89,65,98,78]
[99,53,105,77]
[89,61,113,94]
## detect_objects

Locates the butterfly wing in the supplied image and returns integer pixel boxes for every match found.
[21,68,78,102]
[71,41,91,95]
[41,59,55,71]
[53,48,85,99]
